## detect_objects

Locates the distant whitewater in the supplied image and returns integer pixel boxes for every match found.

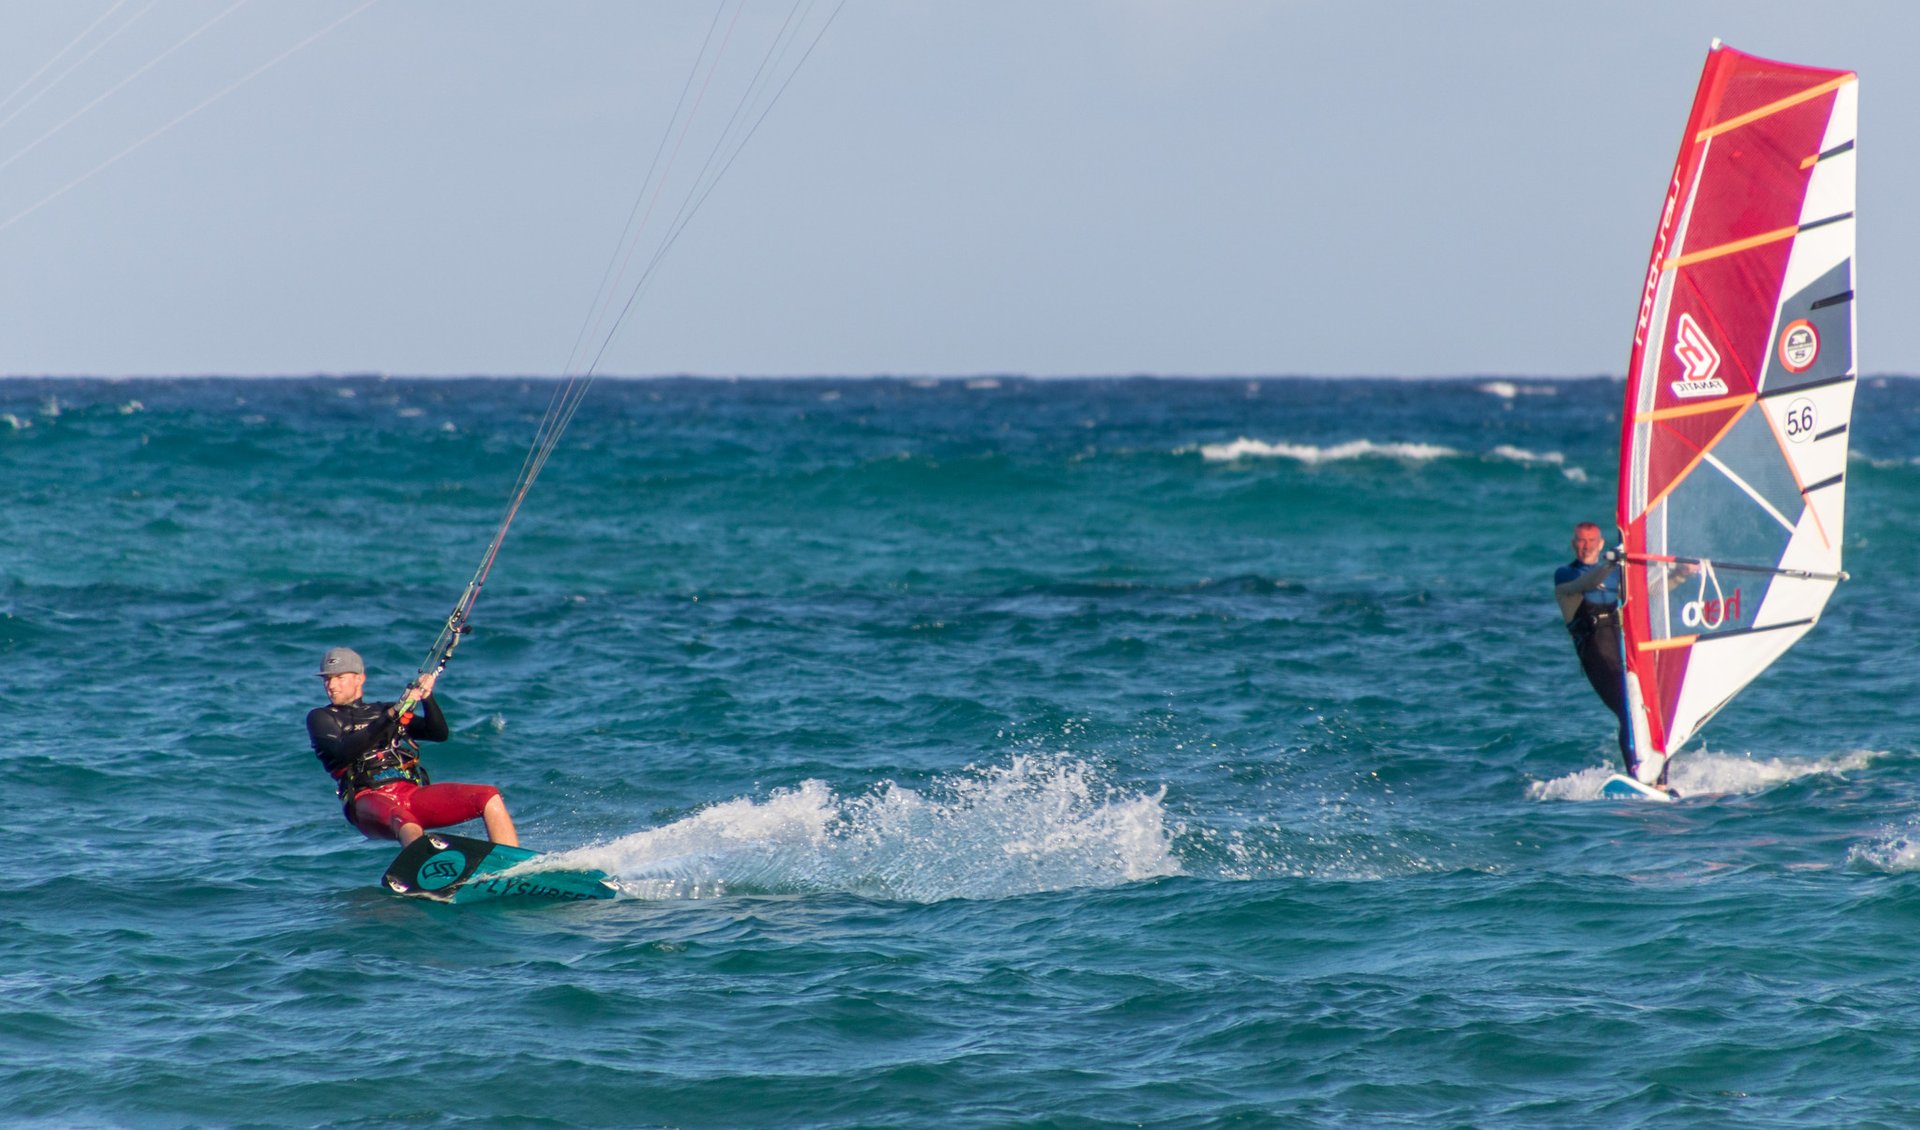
[1196,436,1588,480]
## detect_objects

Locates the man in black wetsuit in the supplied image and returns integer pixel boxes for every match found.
[1553,521,1655,787]
[1553,523,1697,792]
[307,646,518,847]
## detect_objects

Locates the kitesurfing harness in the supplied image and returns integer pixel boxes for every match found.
[336,738,431,803]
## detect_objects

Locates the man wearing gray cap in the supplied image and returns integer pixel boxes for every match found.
[307,646,519,847]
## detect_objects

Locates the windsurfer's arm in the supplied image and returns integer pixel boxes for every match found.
[1661,561,1699,592]
[1553,562,1615,622]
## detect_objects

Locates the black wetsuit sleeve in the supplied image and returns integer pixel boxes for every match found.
[1554,560,1616,599]
[404,694,449,743]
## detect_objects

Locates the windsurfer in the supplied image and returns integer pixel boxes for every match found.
[1553,522,1690,788]
[307,646,519,847]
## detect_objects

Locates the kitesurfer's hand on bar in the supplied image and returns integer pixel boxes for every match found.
[409,671,438,700]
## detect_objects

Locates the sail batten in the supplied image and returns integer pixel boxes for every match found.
[1616,43,1856,770]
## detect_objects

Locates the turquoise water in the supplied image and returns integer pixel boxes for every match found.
[5,375,1920,1127]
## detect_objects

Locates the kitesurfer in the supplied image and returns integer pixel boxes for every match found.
[307,646,519,847]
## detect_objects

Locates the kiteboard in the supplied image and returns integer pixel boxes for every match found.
[381,831,617,904]
[1612,41,1856,784]
[1600,774,1678,803]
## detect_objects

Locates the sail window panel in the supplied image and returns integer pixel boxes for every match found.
[1660,424,1797,565]
[1777,503,1846,578]
[1706,409,1807,524]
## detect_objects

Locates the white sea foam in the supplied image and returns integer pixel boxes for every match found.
[1529,748,1880,802]
[1197,437,1586,478]
[548,755,1180,902]
[1478,381,1559,399]
[1849,813,1920,872]
[1488,444,1588,481]
[1198,437,1459,463]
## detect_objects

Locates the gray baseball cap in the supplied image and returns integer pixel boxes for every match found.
[317,647,366,677]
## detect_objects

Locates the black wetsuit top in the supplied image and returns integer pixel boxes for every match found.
[307,695,448,786]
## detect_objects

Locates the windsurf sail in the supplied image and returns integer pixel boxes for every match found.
[1617,41,1857,781]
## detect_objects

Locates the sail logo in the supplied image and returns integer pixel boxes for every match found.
[1670,313,1728,398]
[1779,319,1820,373]
[1680,587,1742,629]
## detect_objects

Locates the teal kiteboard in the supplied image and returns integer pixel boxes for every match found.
[381,832,617,903]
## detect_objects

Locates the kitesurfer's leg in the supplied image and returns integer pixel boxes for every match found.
[406,782,516,845]
[350,784,424,844]
[482,794,519,847]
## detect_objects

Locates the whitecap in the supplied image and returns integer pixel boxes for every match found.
[546,755,1180,902]
[1488,444,1589,482]
[1198,437,1459,463]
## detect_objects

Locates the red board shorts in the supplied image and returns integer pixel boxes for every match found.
[348,781,501,842]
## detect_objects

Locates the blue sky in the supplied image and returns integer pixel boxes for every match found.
[0,1,1910,378]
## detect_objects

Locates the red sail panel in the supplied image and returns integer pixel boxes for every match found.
[1617,43,1855,758]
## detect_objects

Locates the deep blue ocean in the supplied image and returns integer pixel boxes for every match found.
[6,375,1920,1128]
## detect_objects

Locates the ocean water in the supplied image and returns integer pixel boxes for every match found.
[5,374,1920,1128]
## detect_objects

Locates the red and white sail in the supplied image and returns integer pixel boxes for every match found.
[1618,42,1856,779]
